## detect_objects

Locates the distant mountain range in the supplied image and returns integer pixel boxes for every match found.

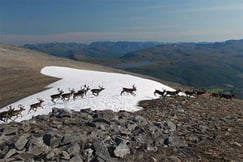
[22,39,243,99]
[22,41,160,59]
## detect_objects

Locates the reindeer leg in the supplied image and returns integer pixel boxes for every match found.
[52,99,56,104]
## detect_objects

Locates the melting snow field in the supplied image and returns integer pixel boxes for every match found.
[1,66,176,123]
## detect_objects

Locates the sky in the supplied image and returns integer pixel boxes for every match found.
[0,0,243,45]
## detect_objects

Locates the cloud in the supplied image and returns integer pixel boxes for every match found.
[1,30,242,45]
[139,4,168,10]
[180,3,243,13]
[125,24,178,32]
[0,32,164,45]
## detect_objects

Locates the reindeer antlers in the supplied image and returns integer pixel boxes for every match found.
[37,98,44,102]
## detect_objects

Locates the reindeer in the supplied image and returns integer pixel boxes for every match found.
[0,111,11,122]
[219,93,234,100]
[83,85,90,97]
[120,85,137,96]
[29,98,44,113]
[51,88,64,103]
[0,106,16,122]
[9,104,25,119]
[194,88,206,96]
[91,86,105,96]
[164,89,181,97]
[184,90,195,97]
[73,89,85,100]
[73,85,90,100]
[61,88,75,101]
[154,89,166,97]
[210,92,220,98]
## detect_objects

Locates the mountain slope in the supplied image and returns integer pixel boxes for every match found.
[1,44,176,108]
[119,40,243,99]
[0,44,118,108]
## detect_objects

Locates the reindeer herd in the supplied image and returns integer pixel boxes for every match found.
[0,83,235,123]
[153,88,235,100]
[0,84,133,123]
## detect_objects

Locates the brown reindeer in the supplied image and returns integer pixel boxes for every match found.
[0,111,11,122]
[184,90,195,97]
[210,92,220,98]
[219,93,234,100]
[194,88,206,96]
[154,89,166,97]
[61,88,75,101]
[51,88,64,103]
[164,89,181,97]
[120,85,137,96]
[73,86,90,100]
[29,98,44,113]
[0,106,15,122]
[91,86,105,96]
[9,104,25,119]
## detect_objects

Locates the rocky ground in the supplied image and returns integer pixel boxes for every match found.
[0,94,242,162]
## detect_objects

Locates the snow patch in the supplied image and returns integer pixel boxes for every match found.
[1,66,175,123]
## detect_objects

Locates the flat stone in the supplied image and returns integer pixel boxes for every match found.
[15,133,30,150]
[164,135,187,147]
[70,155,83,162]
[134,115,148,126]
[166,155,182,162]
[96,110,115,120]
[61,151,70,160]
[155,135,165,146]
[164,120,177,132]
[149,125,163,138]
[61,135,80,145]
[146,143,158,152]
[93,118,111,125]
[180,147,199,158]
[29,137,50,156]
[12,153,34,161]
[67,143,80,156]
[5,149,17,159]
[51,108,71,118]
[113,142,130,158]
[46,148,61,159]
[93,141,112,160]
[3,127,17,135]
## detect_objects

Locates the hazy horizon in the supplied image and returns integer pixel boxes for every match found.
[1,0,243,45]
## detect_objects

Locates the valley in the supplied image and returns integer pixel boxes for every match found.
[22,40,243,99]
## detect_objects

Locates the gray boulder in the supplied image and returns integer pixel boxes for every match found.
[113,142,130,158]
